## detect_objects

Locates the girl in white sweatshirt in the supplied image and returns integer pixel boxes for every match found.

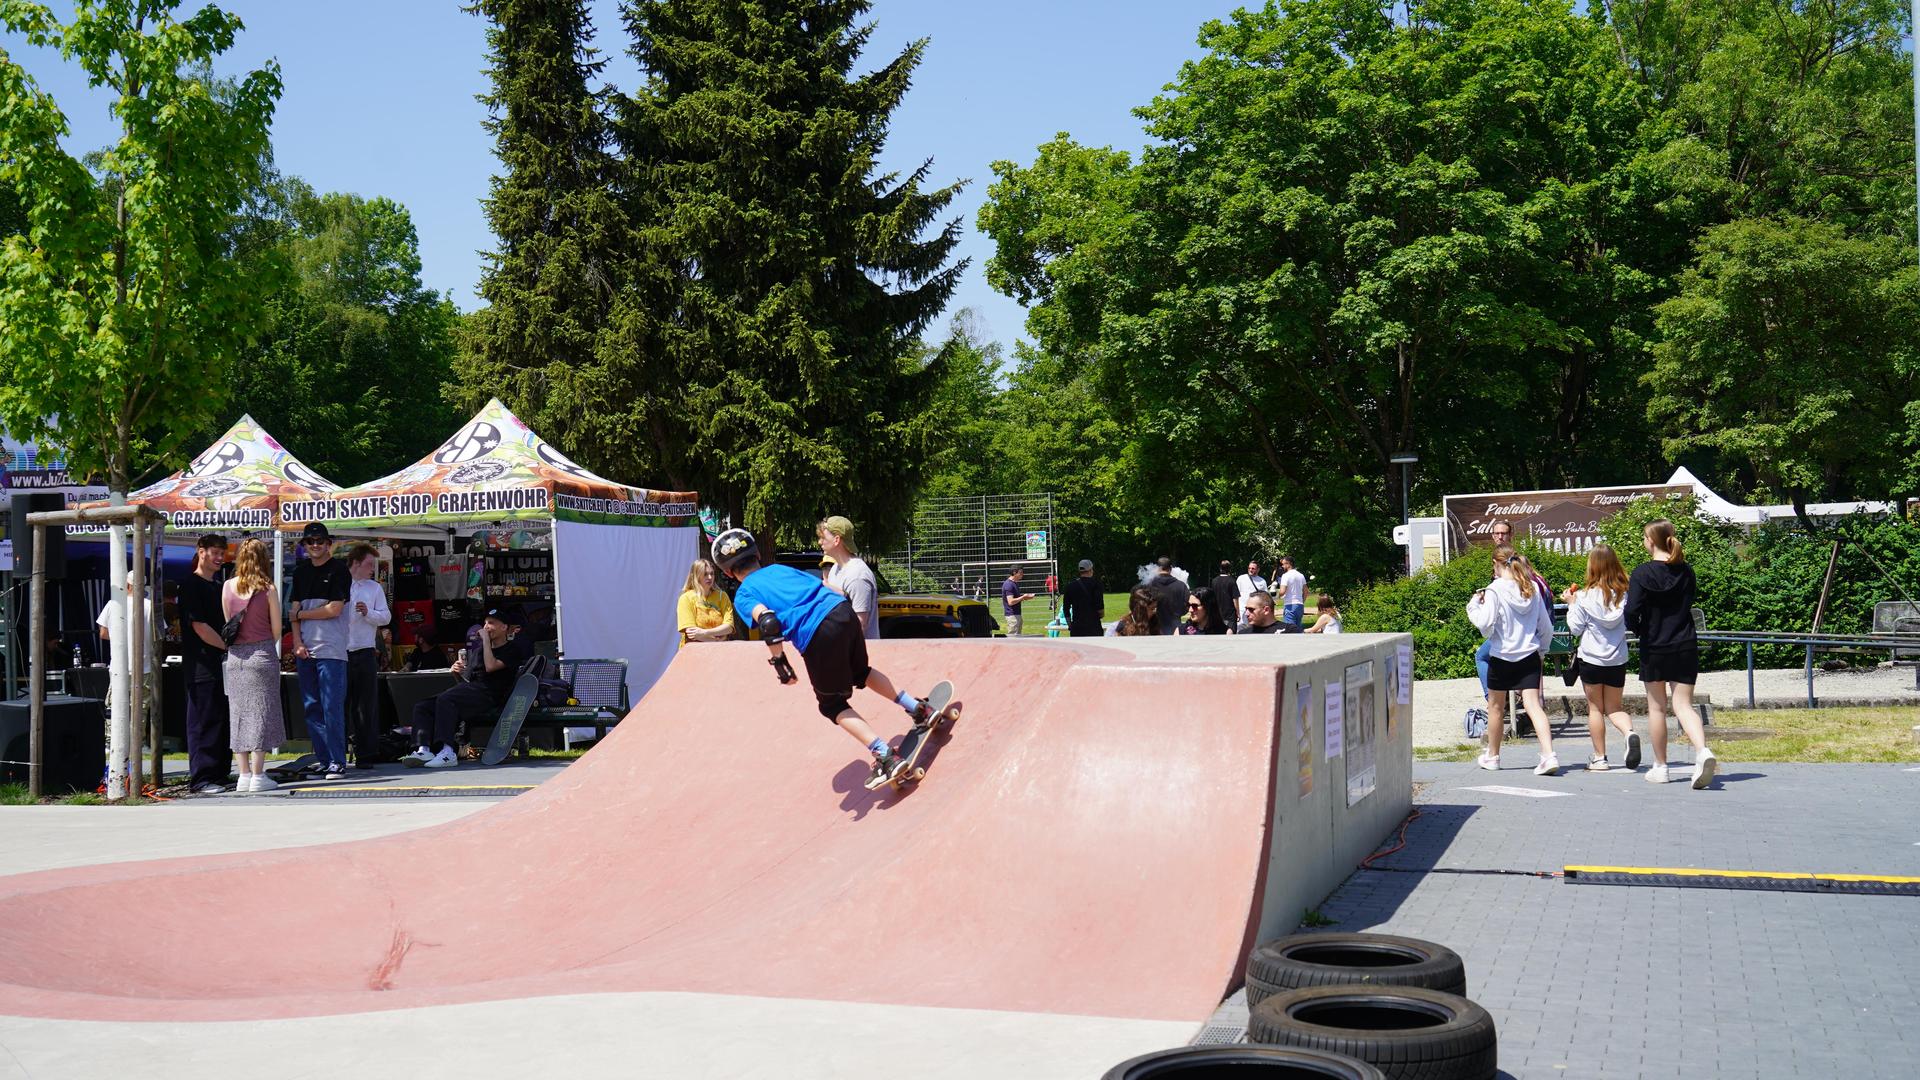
[1466,547,1559,774]
[1561,545,1639,772]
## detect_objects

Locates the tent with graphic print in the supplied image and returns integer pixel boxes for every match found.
[277,400,701,705]
[77,414,339,535]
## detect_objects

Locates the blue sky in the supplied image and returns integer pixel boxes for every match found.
[3,0,1246,347]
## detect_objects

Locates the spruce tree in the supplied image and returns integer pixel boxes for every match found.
[459,0,625,459]
[608,0,965,539]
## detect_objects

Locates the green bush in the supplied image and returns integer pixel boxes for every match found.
[1343,541,1585,680]
[1350,496,1920,677]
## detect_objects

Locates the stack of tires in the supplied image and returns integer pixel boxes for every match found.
[1244,933,1495,1080]
[1101,932,1496,1080]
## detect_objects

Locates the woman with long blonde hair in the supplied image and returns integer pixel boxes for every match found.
[677,557,736,648]
[1467,545,1560,774]
[222,539,286,792]
[1625,519,1716,787]
[1562,545,1636,771]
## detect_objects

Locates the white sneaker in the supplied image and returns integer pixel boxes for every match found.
[251,774,279,793]
[424,747,458,769]
[235,774,256,793]
[1587,755,1610,772]
[1534,755,1560,776]
[1646,763,1670,784]
[401,747,432,767]
[1692,750,1718,790]
[1476,752,1500,771]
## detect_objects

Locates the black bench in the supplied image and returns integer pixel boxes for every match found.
[516,657,630,751]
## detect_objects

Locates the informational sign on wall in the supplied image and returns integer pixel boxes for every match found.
[1444,483,1692,554]
[1344,660,1377,807]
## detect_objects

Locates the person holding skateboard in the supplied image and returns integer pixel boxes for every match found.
[401,607,530,768]
[713,528,941,788]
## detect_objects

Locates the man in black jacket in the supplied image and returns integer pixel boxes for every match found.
[1148,557,1189,635]
[1208,559,1239,634]
[1061,559,1105,636]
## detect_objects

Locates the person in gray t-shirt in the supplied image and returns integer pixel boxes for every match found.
[817,515,881,640]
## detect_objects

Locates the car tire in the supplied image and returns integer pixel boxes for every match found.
[1103,1045,1386,1079]
[1246,933,1466,1006]
[1248,985,1496,1080]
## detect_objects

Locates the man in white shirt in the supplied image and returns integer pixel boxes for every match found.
[817,515,881,641]
[1277,555,1308,629]
[1234,559,1269,631]
[96,574,156,674]
[344,543,392,766]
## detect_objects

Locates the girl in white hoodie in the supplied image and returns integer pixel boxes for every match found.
[1562,545,1639,772]
[1466,547,1560,775]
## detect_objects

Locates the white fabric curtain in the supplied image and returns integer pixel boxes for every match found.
[553,521,700,706]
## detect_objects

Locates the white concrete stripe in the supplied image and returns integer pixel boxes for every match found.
[1462,784,1574,798]
[0,992,1199,1080]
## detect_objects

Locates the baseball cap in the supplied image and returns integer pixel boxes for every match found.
[483,606,524,627]
[301,522,331,543]
[1077,559,1093,571]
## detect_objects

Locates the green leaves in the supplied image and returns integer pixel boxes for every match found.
[0,0,280,492]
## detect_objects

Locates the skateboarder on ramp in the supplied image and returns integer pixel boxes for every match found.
[713,527,945,788]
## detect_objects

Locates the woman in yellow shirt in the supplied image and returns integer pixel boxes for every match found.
[677,558,736,648]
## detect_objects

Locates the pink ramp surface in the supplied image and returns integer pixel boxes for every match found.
[0,641,1283,1023]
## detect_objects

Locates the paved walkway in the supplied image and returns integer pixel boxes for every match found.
[1412,664,1918,748]
[1304,761,1920,1079]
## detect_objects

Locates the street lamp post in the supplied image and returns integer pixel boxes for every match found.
[1390,452,1418,527]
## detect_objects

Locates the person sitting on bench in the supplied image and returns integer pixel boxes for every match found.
[402,607,530,769]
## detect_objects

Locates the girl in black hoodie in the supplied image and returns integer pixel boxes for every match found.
[1624,519,1717,788]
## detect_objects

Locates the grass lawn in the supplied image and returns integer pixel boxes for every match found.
[1709,707,1919,763]
[1418,707,1919,765]
[1,782,108,806]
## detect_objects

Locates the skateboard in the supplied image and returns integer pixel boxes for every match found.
[265,754,319,781]
[865,680,961,791]
[481,672,543,766]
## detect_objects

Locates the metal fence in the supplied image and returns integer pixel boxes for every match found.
[876,494,1057,607]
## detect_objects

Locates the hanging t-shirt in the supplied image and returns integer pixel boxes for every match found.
[732,564,844,655]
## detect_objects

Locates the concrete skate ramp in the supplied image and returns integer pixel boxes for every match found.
[0,638,1396,1024]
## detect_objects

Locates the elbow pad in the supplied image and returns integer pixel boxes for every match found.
[755,610,786,645]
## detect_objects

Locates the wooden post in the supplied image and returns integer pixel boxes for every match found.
[1810,539,1841,633]
[28,523,46,800]
[128,521,146,799]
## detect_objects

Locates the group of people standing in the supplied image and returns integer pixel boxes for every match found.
[1466,517,1717,788]
[1048,554,1337,638]
[167,524,396,793]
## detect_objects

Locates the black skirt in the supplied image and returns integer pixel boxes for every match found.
[1581,662,1627,688]
[1485,653,1543,692]
[1640,648,1699,686]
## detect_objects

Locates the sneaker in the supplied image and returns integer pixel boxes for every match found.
[236,774,257,793]
[906,698,935,731]
[1476,752,1500,771]
[424,748,458,769]
[323,763,347,780]
[1623,732,1642,770]
[251,774,279,793]
[1588,755,1610,772]
[1534,755,1560,777]
[192,781,228,795]
[1692,750,1718,790]
[400,747,432,768]
[1646,763,1670,784]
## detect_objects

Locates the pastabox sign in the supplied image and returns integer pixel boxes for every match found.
[1444,484,1693,554]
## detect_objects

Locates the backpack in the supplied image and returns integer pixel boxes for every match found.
[1463,706,1488,740]
[518,653,576,708]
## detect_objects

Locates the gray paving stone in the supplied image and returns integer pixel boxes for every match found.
[1297,763,1920,1079]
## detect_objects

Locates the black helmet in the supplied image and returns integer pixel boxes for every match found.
[711,528,759,573]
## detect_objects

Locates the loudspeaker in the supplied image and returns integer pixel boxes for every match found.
[9,493,67,580]
[0,695,106,795]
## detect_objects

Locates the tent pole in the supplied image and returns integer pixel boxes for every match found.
[549,520,564,660]
[273,532,284,606]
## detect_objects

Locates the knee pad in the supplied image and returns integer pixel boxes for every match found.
[817,694,853,721]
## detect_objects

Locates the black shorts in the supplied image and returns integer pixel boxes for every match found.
[1640,648,1698,685]
[1485,653,1543,692]
[1581,662,1627,688]
[802,603,870,713]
